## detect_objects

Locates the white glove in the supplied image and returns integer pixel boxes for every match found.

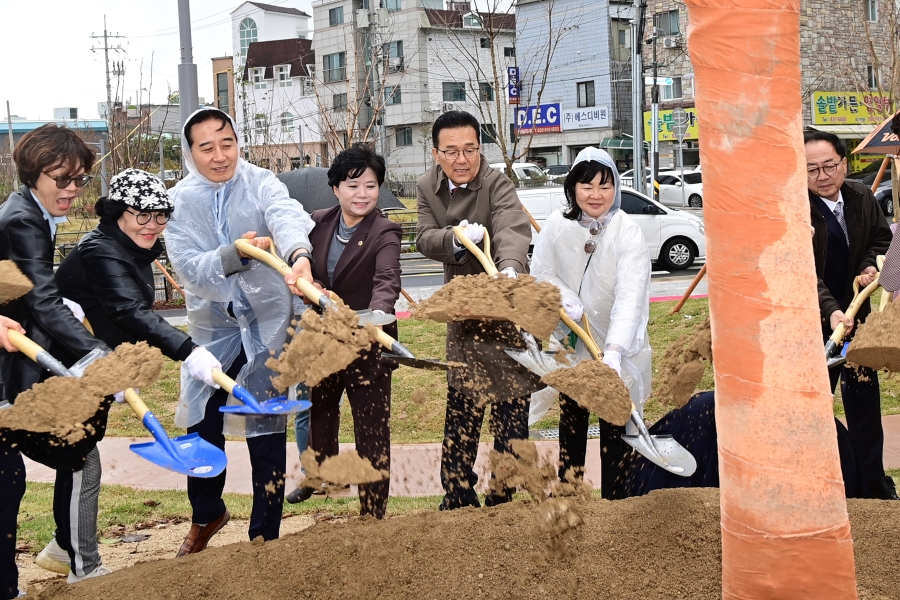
[455,219,485,244]
[602,350,622,377]
[62,298,85,323]
[114,391,126,404]
[184,347,222,388]
[500,267,518,279]
[560,298,583,322]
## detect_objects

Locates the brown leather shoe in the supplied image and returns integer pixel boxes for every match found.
[176,510,230,557]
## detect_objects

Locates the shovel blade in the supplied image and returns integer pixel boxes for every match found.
[129,433,227,478]
[356,310,397,327]
[623,433,697,477]
[504,348,569,378]
[220,397,311,416]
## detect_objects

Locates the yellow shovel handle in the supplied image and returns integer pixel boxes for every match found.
[7,330,42,362]
[830,275,881,344]
[451,226,497,276]
[558,309,602,360]
[211,368,236,394]
[233,238,324,306]
[122,388,150,420]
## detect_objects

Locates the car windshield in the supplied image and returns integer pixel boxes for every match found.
[518,166,545,180]
[683,173,702,185]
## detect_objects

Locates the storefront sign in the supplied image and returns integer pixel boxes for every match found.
[643,107,699,142]
[516,103,561,134]
[561,107,609,130]
[507,67,520,105]
[811,91,894,125]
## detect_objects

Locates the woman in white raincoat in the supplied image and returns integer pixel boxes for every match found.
[530,147,652,499]
[165,108,315,555]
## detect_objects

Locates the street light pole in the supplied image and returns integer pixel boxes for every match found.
[650,27,660,202]
[177,0,200,131]
[630,11,644,195]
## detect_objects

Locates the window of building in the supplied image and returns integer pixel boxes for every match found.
[504,46,515,57]
[480,123,498,144]
[276,65,292,87]
[385,0,401,10]
[324,52,347,83]
[479,82,494,102]
[480,37,490,49]
[442,82,466,102]
[463,12,483,29]
[384,85,402,105]
[216,72,229,113]
[329,6,344,26]
[385,40,404,73]
[618,29,627,46]
[868,65,879,89]
[252,67,266,90]
[239,18,258,56]
[656,9,680,36]
[395,126,413,147]
[254,113,267,134]
[577,81,595,107]
[281,112,294,128]
[866,0,878,21]
[333,92,348,111]
[660,76,683,100]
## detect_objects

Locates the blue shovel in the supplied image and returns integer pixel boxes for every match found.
[8,330,226,478]
[213,368,311,416]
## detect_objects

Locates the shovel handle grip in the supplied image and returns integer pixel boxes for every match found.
[559,310,602,360]
[7,329,43,362]
[234,238,330,309]
[829,275,881,344]
[211,368,236,394]
[123,388,150,420]
[451,226,497,276]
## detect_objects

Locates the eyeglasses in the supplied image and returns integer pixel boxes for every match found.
[807,162,842,179]
[44,173,93,189]
[126,209,170,226]
[436,147,480,160]
[583,219,604,254]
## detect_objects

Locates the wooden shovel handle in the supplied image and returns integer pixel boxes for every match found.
[327,289,403,354]
[123,388,150,420]
[830,275,881,343]
[7,329,43,362]
[671,264,707,314]
[211,368,236,394]
[451,226,497,276]
[558,309,602,360]
[234,238,324,306]
[522,205,542,234]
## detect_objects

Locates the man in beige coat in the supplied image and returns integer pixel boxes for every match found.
[416,110,542,510]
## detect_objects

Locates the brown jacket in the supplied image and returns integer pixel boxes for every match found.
[416,158,542,401]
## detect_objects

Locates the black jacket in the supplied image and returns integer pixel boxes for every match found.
[0,187,108,404]
[810,179,892,331]
[55,221,194,362]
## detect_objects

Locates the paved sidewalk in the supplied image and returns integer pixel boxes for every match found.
[23,415,900,496]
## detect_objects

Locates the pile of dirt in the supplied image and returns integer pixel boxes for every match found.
[28,488,900,600]
[300,448,388,488]
[655,318,713,408]
[0,260,33,303]
[541,361,632,425]
[267,299,375,389]
[412,273,561,339]
[846,300,900,371]
[0,342,163,442]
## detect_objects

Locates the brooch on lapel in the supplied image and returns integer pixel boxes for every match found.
[358,241,363,246]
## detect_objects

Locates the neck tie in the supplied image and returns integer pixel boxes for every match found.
[833,203,850,247]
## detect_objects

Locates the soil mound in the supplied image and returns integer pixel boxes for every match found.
[267,299,374,389]
[541,361,632,426]
[655,318,712,408]
[300,448,388,488]
[412,273,561,340]
[0,260,33,303]
[0,342,163,442]
[846,300,900,371]
[28,488,900,600]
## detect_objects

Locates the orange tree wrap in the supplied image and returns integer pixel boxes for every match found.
[682,0,858,596]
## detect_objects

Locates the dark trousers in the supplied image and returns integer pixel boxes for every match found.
[439,386,530,510]
[558,394,630,499]
[187,351,286,541]
[0,433,25,600]
[309,363,391,519]
[830,364,885,498]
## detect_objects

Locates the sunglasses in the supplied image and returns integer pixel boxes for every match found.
[44,173,93,189]
[126,208,170,226]
[583,219,604,254]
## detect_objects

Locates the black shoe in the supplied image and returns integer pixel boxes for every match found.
[286,486,316,504]
[484,491,513,507]
[881,476,899,501]
[438,492,480,511]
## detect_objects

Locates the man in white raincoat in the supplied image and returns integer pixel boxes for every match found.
[165,108,315,555]
[530,147,652,499]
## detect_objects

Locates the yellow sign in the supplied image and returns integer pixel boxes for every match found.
[811,91,894,125]
[643,108,700,142]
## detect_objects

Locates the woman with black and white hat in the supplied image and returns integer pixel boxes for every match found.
[38,169,222,579]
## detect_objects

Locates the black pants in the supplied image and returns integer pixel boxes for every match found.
[830,364,886,498]
[439,386,529,510]
[558,394,630,499]
[187,351,286,541]
[0,432,25,600]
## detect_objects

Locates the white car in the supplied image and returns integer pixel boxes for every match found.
[489,162,547,186]
[655,170,704,208]
[620,167,651,188]
[516,186,706,270]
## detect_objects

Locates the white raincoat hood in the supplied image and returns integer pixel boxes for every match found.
[180,107,242,188]
[570,146,622,220]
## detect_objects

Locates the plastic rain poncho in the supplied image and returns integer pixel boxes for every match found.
[530,147,652,434]
[165,108,314,436]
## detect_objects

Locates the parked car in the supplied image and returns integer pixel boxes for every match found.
[844,163,894,217]
[543,164,571,183]
[490,162,548,186]
[620,167,651,188]
[873,180,895,218]
[847,160,891,188]
[655,170,704,208]
[516,186,706,270]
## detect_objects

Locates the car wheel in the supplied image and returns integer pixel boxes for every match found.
[883,198,895,217]
[688,194,703,208]
[660,238,696,270]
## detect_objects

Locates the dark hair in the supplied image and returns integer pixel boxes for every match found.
[562,161,615,220]
[94,197,130,224]
[803,130,846,159]
[327,143,386,187]
[432,110,481,147]
[185,109,234,148]
[14,123,96,188]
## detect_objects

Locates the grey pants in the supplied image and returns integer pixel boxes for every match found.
[53,447,102,577]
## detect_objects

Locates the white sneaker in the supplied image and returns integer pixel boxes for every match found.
[35,539,70,575]
[67,565,113,584]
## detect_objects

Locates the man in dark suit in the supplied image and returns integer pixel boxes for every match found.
[287,144,402,518]
[805,130,896,500]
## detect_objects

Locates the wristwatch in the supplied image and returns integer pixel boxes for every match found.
[288,249,314,270]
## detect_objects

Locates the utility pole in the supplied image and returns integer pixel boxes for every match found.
[630,0,644,195]
[650,25,660,202]
[177,0,200,131]
[90,17,125,186]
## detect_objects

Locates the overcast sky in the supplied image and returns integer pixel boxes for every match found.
[1,0,313,121]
